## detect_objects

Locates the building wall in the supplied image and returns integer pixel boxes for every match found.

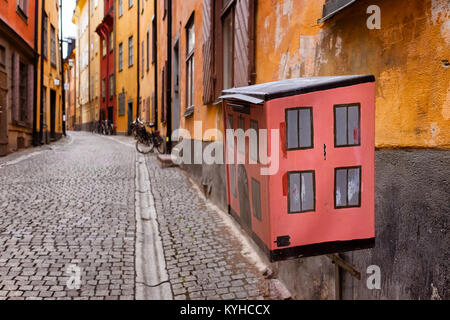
[254,0,449,300]
[67,49,77,130]
[73,0,103,131]
[155,0,449,300]
[36,0,63,143]
[169,0,223,141]
[139,0,156,124]
[0,0,36,48]
[73,0,89,129]
[96,1,115,127]
[88,0,103,128]
[115,0,138,134]
[256,0,450,149]
[0,0,36,155]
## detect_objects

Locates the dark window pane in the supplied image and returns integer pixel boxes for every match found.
[335,168,348,207]
[348,168,361,206]
[348,106,359,145]
[250,120,258,162]
[237,117,245,154]
[230,164,236,197]
[287,109,298,149]
[227,115,234,150]
[252,179,262,221]
[227,115,233,129]
[299,108,312,148]
[301,172,314,211]
[335,107,347,146]
[289,173,301,213]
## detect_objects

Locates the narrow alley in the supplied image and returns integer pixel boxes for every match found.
[0,132,268,300]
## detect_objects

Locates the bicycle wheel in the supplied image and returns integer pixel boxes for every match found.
[136,139,154,154]
[156,135,166,154]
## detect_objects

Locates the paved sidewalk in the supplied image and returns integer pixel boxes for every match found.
[145,155,269,300]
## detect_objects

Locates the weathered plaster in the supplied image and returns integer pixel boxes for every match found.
[256,0,450,148]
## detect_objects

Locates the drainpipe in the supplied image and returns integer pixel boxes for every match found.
[39,0,45,144]
[166,0,172,154]
[153,1,158,131]
[136,0,140,118]
[73,46,76,130]
[32,0,39,146]
[113,3,117,128]
[88,0,91,131]
[60,0,66,136]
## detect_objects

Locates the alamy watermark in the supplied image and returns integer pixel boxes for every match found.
[366,265,381,290]
[367,5,381,29]
[66,264,82,290]
[171,121,280,176]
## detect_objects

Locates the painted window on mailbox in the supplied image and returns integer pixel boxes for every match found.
[335,166,361,208]
[237,117,245,154]
[230,164,236,197]
[252,178,262,221]
[227,114,234,151]
[334,104,360,147]
[286,107,313,150]
[288,171,315,213]
[250,120,259,163]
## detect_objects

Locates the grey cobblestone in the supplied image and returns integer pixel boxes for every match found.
[0,133,136,300]
[144,153,269,300]
[0,132,271,300]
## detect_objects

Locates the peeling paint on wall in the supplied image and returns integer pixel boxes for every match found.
[443,88,450,120]
[256,0,450,149]
[442,20,450,46]
[426,122,441,146]
[431,0,450,25]
[299,34,319,77]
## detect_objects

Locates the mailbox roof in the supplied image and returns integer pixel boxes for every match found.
[221,75,375,103]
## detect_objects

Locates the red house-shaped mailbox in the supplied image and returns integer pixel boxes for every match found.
[221,75,375,262]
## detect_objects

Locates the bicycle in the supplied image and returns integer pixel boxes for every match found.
[92,121,101,134]
[135,120,165,154]
[104,120,115,135]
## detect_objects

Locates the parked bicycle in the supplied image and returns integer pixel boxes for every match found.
[93,120,115,136]
[103,120,115,136]
[134,119,165,154]
[92,121,101,134]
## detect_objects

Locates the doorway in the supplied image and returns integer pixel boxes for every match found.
[50,89,56,140]
[108,106,113,123]
[172,38,180,137]
[127,101,133,135]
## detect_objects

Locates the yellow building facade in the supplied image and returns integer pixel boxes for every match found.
[139,0,156,125]
[36,0,63,143]
[73,0,103,131]
[115,0,139,135]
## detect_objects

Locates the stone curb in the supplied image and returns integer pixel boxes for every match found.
[135,152,173,300]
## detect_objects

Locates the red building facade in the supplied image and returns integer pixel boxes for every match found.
[96,0,115,126]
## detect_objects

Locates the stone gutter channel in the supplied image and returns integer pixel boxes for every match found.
[135,152,173,300]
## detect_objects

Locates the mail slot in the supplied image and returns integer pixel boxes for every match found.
[221,75,376,262]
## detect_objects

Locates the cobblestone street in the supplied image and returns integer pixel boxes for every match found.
[0,132,268,300]
[145,154,268,300]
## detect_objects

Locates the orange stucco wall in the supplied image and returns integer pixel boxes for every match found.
[256,0,449,148]
[167,0,223,142]
[0,0,35,48]
[35,0,63,136]
[115,0,138,134]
